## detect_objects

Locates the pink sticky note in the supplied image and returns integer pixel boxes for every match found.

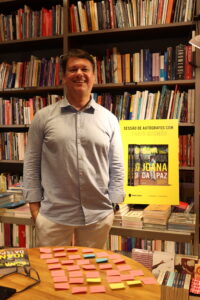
[85,271,100,278]
[112,258,125,264]
[117,264,132,271]
[40,253,53,259]
[107,276,122,283]
[90,285,106,293]
[66,247,78,252]
[61,259,74,265]
[53,276,68,283]
[72,287,87,294]
[46,258,59,264]
[54,283,69,290]
[54,252,66,258]
[77,259,90,265]
[48,263,62,270]
[106,270,120,276]
[108,254,121,259]
[99,263,113,270]
[51,270,65,277]
[141,277,158,284]
[68,271,83,278]
[68,254,81,260]
[82,248,94,253]
[82,264,97,270]
[39,247,52,253]
[69,277,84,284]
[121,274,134,281]
[53,247,65,252]
[130,270,144,276]
[66,265,81,271]
[96,252,109,258]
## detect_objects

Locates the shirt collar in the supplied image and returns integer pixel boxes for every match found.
[60,96,96,113]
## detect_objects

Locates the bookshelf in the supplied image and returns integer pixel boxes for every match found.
[0,0,200,258]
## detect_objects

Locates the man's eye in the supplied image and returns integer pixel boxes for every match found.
[82,68,89,72]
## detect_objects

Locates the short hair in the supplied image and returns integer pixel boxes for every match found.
[60,49,95,74]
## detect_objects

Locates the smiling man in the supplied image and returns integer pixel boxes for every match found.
[23,49,125,248]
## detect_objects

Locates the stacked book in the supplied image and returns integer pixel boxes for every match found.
[113,203,130,226]
[143,204,171,230]
[158,270,191,300]
[0,192,16,208]
[132,248,153,270]
[168,213,196,232]
[122,210,143,229]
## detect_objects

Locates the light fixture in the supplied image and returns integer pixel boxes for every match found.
[189,35,200,49]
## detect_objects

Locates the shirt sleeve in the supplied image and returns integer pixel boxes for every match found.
[108,116,125,203]
[23,111,44,203]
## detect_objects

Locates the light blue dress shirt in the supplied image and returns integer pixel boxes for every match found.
[23,97,125,226]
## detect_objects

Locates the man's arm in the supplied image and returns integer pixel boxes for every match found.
[29,202,41,222]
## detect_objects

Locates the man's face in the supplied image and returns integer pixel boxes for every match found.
[63,57,95,95]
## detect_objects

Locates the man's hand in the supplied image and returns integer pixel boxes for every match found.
[29,202,41,222]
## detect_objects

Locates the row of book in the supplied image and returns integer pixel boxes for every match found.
[0,173,23,193]
[69,0,195,32]
[0,56,62,90]
[93,45,194,84]
[0,132,28,160]
[0,86,195,125]
[0,95,63,125]
[109,235,194,255]
[0,4,63,41]
[179,134,194,168]
[0,222,35,248]
[93,87,195,123]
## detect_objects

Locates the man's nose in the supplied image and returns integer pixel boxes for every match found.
[76,68,83,75]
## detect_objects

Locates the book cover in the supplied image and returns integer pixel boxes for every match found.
[174,254,198,275]
[0,248,30,268]
[152,251,175,278]
[120,119,179,205]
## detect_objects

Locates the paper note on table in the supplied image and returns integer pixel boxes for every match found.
[99,263,113,270]
[69,277,84,284]
[85,271,100,278]
[68,254,81,259]
[86,278,101,283]
[53,247,65,252]
[54,252,66,258]
[40,253,53,259]
[61,259,74,265]
[48,263,62,270]
[77,259,90,265]
[120,274,134,281]
[141,277,158,284]
[89,285,106,293]
[112,258,125,264]
[40,248,52,253]
[83,254,96,259]
[117,264,132,271]
[108,254,121,259]
[68,271,83,278]
[46,258,59,264]
[82,264,97,270]
[51,270,65,277]
[66,247,78,252]
[130,270,144,276]
[109,283,125,290]
[96,252,109,257]
[71,287,87,294]
[53,276,68,283]
[66,265,81,271]
[82,248,94,253]
[96,258,108,263]
[127,280,142,286]
[106,270,120,276]
[107,276,122,283]
[54,283,69,290]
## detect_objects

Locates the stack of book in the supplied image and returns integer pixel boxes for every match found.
[168,213,196,232]
[143,204,171,230]
[122,210,143,229]
[158,270,191,300]
[132,248,153,270]
[113,203,130,226]
[0,192,14,208]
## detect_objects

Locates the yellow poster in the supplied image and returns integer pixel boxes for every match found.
[120,119,179,205]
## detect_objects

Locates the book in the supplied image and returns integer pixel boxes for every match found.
[152,251,174,278]
[0,248,30,268]
[174,253,198,275]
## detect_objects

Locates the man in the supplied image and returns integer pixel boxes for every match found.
[23,49,125,248]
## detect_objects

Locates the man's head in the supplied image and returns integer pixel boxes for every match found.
[61,49,95,74]
[61,49,95,100]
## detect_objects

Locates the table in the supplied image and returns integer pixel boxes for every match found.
[0,246,160,300]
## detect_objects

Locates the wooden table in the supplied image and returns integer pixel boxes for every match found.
[0,246,160,300]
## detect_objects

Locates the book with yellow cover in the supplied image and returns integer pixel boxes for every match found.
[120,119,179,205]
